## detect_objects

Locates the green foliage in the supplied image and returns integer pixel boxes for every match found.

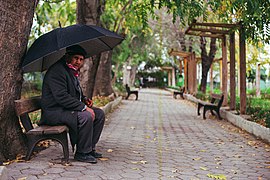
[195,91,209,101]
[22,73,43,98]
[209,0,270,44]
[247,88,256,96]
[92,96,111,107]
[235,96,270,128]
[113,82,126,93]
[29,110,41,124]
[29,0,76,45]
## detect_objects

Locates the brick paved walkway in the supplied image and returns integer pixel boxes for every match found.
[6,88,270,179]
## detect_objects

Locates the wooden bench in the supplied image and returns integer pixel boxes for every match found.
[125,84,138,100]
[14,96,69,162]
[173,87,185,99]
[197,93,224,120]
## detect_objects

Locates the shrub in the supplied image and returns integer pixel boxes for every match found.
[237,96,270,128]
[92,95,110,107]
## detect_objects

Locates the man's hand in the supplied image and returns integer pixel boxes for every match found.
[84,98,93,108]
[86,107,95,120]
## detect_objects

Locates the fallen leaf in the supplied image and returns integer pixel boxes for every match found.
[145,135,151,139]
[130,126,135,129]
[107,149,113,153]
[140,160,147,164]
[132,151,140,154]
[18,178,27,180]
[172,169,178,173]
[131,161,138,164]
[193,157,201,161]
[99,157,109,161]
[200,167,208,171]
[247,141,258,147]
[132,168,140,170]
[207,173,227,180]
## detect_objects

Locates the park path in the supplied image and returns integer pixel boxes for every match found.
[6,88,270,180]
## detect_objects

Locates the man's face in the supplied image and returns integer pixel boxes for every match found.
[70,54,85,70]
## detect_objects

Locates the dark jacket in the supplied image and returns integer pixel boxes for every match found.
[39,57,85,147]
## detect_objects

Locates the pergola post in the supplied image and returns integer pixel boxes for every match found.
[222,35,228,105]
[184,58,188,90]
[239,24,246,114]
[172,67,176,87]
[210,64,213,93]
[192,52,197,94]
[230,32,236,110]
[168,70,172,86]
[256,63,261,97]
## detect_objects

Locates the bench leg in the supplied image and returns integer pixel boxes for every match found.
[203,107,207,119]
[53,132,69,163]
[126,93,130,100]
[135,93,138,100]
[215,109,222,120]
[25,135,41,161]
[197,103,202,116]
[25,133,69,162]
[180,93,184,99]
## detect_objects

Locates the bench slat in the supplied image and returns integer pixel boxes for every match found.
[26,125,68,135]
[15,96,41,116]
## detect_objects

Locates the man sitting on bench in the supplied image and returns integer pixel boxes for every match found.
[40,45,105,164]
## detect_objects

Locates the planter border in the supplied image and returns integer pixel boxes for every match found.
[101,96,122,115]
[184,94,270,144]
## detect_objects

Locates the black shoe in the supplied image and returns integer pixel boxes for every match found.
[74,152,97,163]
[89,150,102,158]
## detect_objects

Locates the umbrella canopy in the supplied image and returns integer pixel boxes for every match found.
[22,24,124,72]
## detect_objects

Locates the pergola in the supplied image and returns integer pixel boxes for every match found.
[161,66,176,87]
[184,21,246,114]
[168,50,197,94]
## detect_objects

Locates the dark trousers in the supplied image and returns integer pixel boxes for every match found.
[76,107,105,154]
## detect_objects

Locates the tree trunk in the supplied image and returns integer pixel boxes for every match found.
[77,0,115,98]
[79,55,100,98]
[77,0,105,98]
[200,36,217,93]
[0,0,35,161]
[93,51,114,96]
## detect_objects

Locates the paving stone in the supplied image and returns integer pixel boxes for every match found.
[5,89,270,180]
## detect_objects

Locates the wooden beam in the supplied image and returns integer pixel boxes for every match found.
[169,50,192,58]
[230,32,236,110]
[192,22,239,29]
[239,24,246,114]
[192,52,197,94]
[184,58,188,91]
[189,27,231,34]
[210,64,213,94]
[186,31,224,38]
[222,35,228,105]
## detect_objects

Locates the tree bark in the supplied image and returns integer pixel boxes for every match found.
[77,0,115,99]
[0,0,35,161]
[93,51,114,96]
[200,36,217,93]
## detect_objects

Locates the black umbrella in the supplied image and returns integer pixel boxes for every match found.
[22,24,124,72]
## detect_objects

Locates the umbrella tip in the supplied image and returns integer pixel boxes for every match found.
[58,21,62,28]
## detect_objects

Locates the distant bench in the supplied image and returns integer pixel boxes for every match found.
[173,87,185,99]
[125,84,138,100]
[14,96,69,162]
[197,93,224,120]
